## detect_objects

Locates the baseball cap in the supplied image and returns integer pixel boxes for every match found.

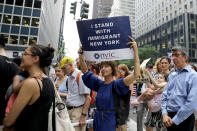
[60,57,74,68]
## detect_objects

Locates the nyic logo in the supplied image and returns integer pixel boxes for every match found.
[93,51,116,59]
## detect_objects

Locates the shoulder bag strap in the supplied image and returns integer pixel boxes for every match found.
[76,72,82,86]
[52,94,56,131]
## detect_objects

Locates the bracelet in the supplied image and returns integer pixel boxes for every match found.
[81,112,87,116]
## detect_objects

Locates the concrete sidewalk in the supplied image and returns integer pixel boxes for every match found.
[127,118,145,131]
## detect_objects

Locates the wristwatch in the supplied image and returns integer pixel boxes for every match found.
[81,112,87,116]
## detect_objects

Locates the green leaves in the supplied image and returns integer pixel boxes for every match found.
[116,45,159,68]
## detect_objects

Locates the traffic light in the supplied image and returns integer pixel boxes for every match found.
[70,2,77,15]
[80,1,89,19]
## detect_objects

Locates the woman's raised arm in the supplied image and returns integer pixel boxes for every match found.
[124,36,140,86]
[78,46,88,74]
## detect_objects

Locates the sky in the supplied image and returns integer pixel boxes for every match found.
[63,0,93,60]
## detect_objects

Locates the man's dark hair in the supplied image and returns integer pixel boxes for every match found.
[0,35,6,48]
[172,46,188,56]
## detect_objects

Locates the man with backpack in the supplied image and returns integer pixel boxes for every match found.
[60,57,91,131]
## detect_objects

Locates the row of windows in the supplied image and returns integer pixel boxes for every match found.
[1,24,39,36]
[0,5,41,17]
[0,0,42,9]
[1,33,37,45]
[137,33,197,48]
[0,14,39,27]
[136,14,197,37]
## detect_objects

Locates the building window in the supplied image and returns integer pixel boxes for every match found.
[190,50,195,57]
[30,27,38,36]
[15,0,23,6]
[14,7,22,15]
[162,43,166,49]
[170,4,172,10]
[32,9,40,17]
[179,0,181,4]
[23,8,32,16]
[1,24,10,33]
[191,28,195,34]
[6,0,14,5]
[3,14,11,24]
[180,38,184,44]
[29,37,37,44]
[25,0,33,7]
[2,34,8,44]
[0,14,2,21]
[9,35,18,44]
[190,14,195,20]
[175,11,177,16]
[180,24,184,29]
[0,0,4,3]
[0,5,3,13]
[166,7,168,13]
[190,1,193,8]
[184,4,187,10]
[191,37,195,43]
[11,25,20,34]
[174,38,178,44]
[31,18,39,27]
[19,36,28,45]
[34,0,42,9]
[191,23,195,28]
[4,5,13,14]
[12,16,21,25]
[166,16,168,21]
[170,13,172,19]
[168,41,171,49]
[22,17,30,26]
[21,26,29,35]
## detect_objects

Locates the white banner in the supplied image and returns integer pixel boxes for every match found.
[84,48,134,62]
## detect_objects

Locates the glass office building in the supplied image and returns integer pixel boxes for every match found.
[136,13,197,63]
[0,0,65,59]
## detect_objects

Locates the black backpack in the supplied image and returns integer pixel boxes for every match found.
[112,81,131,126]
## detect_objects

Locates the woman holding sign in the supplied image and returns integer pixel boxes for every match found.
[78,36,140,131]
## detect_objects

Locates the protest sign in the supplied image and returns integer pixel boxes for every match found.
[77,16,133,61]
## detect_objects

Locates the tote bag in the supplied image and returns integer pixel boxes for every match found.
[48,85,75,131]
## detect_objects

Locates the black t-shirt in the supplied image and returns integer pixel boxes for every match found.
[0,55,19,125]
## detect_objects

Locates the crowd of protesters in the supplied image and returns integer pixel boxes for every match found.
[0,34,197,131]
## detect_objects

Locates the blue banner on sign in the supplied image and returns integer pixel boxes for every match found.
[77,16,132,51]
[76,16,133,61]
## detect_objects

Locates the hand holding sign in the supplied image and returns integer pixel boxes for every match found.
[127,36,137,50]
[78,46,83,55]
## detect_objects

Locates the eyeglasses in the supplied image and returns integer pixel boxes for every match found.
[55,70,61,72]
[22,53,34,57]
[172,53,182,57]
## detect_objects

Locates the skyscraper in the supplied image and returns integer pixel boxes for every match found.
[0,0,66,59]
[135,0,197,62]
[135,0,197,38]
[92,0,114,19]
[109,0,135,38]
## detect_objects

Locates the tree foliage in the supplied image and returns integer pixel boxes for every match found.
[116,45,159,68]
[138,45,159,64]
